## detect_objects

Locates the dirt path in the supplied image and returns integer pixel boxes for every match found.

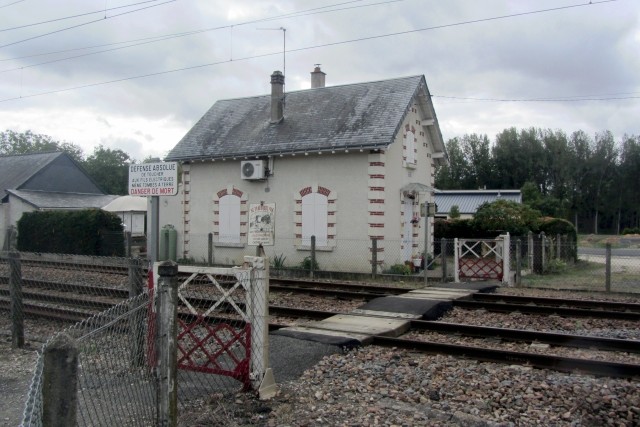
[0,338,39,427]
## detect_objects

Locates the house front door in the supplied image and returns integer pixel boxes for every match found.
[402,198,413,262]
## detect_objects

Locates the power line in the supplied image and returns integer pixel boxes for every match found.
[432,93,640,103]
[0,0,25,9]
[0,0,168,33]
[0,0,176,50]
[0,0,621,103]
[0,0,401,66]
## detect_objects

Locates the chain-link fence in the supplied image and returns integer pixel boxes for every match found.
[509,234,640,294]
[22,291,156,426]
[10,254,270,426]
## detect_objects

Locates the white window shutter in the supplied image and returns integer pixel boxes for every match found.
[219,194,241,243]
[406,130,416,165]
[302,192,328,246]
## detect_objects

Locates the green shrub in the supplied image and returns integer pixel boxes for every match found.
[272,253,287,269]
[622,227,640,235]
[545,259,568,274]
[385,263,411,275]
[300,256,319,271]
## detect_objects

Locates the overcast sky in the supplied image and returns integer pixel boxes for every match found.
[1,0,638,161]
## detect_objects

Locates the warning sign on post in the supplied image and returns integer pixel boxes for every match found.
[248,203,275,246]
[128,162,178,196]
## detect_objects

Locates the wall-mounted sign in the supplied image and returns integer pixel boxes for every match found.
[128,162,178,196]
[248,203,275,246]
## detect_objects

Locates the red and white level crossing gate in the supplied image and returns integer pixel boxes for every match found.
[454,234,511,285]
[153,256,273,394]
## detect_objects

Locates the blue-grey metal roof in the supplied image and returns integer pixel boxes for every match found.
[7,190,118,210]
[165,75,446,161]
[435,190,522,214]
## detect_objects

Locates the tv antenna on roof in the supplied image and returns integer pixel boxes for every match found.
[257,27,286,83]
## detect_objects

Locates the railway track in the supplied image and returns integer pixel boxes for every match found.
[2,280,639,379]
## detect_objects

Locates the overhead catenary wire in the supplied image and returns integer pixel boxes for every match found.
[0,0,169,32]
[0,0,177,50]
[0,0,25,9]
[0,0,623,104]
[0,0,402,66]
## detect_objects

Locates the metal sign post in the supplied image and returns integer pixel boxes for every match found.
[423,202,436,286]
[128,162,178,265]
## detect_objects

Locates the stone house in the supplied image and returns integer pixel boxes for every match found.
[161,68,447,272]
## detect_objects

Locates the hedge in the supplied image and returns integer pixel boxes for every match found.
[17,209,124,256]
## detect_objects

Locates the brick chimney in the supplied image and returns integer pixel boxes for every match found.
[310,65,326,88]
[270,70,285,123]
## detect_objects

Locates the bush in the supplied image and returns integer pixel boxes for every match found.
[271,253,287,269]
[300,256,319,271]
[622,227,640,235]
[546,259,568,274]
[385,263,411,275]
[537,217,577,241]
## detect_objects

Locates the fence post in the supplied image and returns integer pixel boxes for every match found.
[540,231,547,274]
[556,233,561,260]
[453,238,460,283]
[310,236,316,279]
[605,243,612,293]
[527,231,533,270]
[371,238,378,278]
[9,251,24,349]
[125,231,133,257]
[156,261,178,427]
[128,257,145,367]
[207,233,213,266]
[515,239,522,287]
[42,333,78,427]
[441,238,447,282]
[502,233,511,286]
[532,233,544,274]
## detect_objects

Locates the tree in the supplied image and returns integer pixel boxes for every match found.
[435,137,468,189]
[82,145,132,195]
[0,129,84,161]
[449,205,461,219]
[473,199,541,236]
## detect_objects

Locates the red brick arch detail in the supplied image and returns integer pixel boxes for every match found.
[217,189,227,198]
[300,187,312,197]
[317,186,331,197]
[232,188,244,198]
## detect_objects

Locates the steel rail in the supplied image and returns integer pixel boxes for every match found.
[410,320,640,353]
[270,284,385,299]
[270,278,406,295]
[469,293,640,313]
[453,300,640,320]
[371,336,640,379]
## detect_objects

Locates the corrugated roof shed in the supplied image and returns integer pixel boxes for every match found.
[435,190,522,214]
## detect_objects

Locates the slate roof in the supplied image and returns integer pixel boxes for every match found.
[7,190,118,210]
[435,190,522,215]
[0,152,61,199]
[166,75,445,161]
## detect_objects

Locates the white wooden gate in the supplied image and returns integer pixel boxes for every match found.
[152,256,272,394]
[454,234,511,285]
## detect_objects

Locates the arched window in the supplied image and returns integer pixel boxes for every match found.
[302,192,328,247]
[219,194,241,243]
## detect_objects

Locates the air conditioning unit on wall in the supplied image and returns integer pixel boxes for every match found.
[241,160,266,180]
